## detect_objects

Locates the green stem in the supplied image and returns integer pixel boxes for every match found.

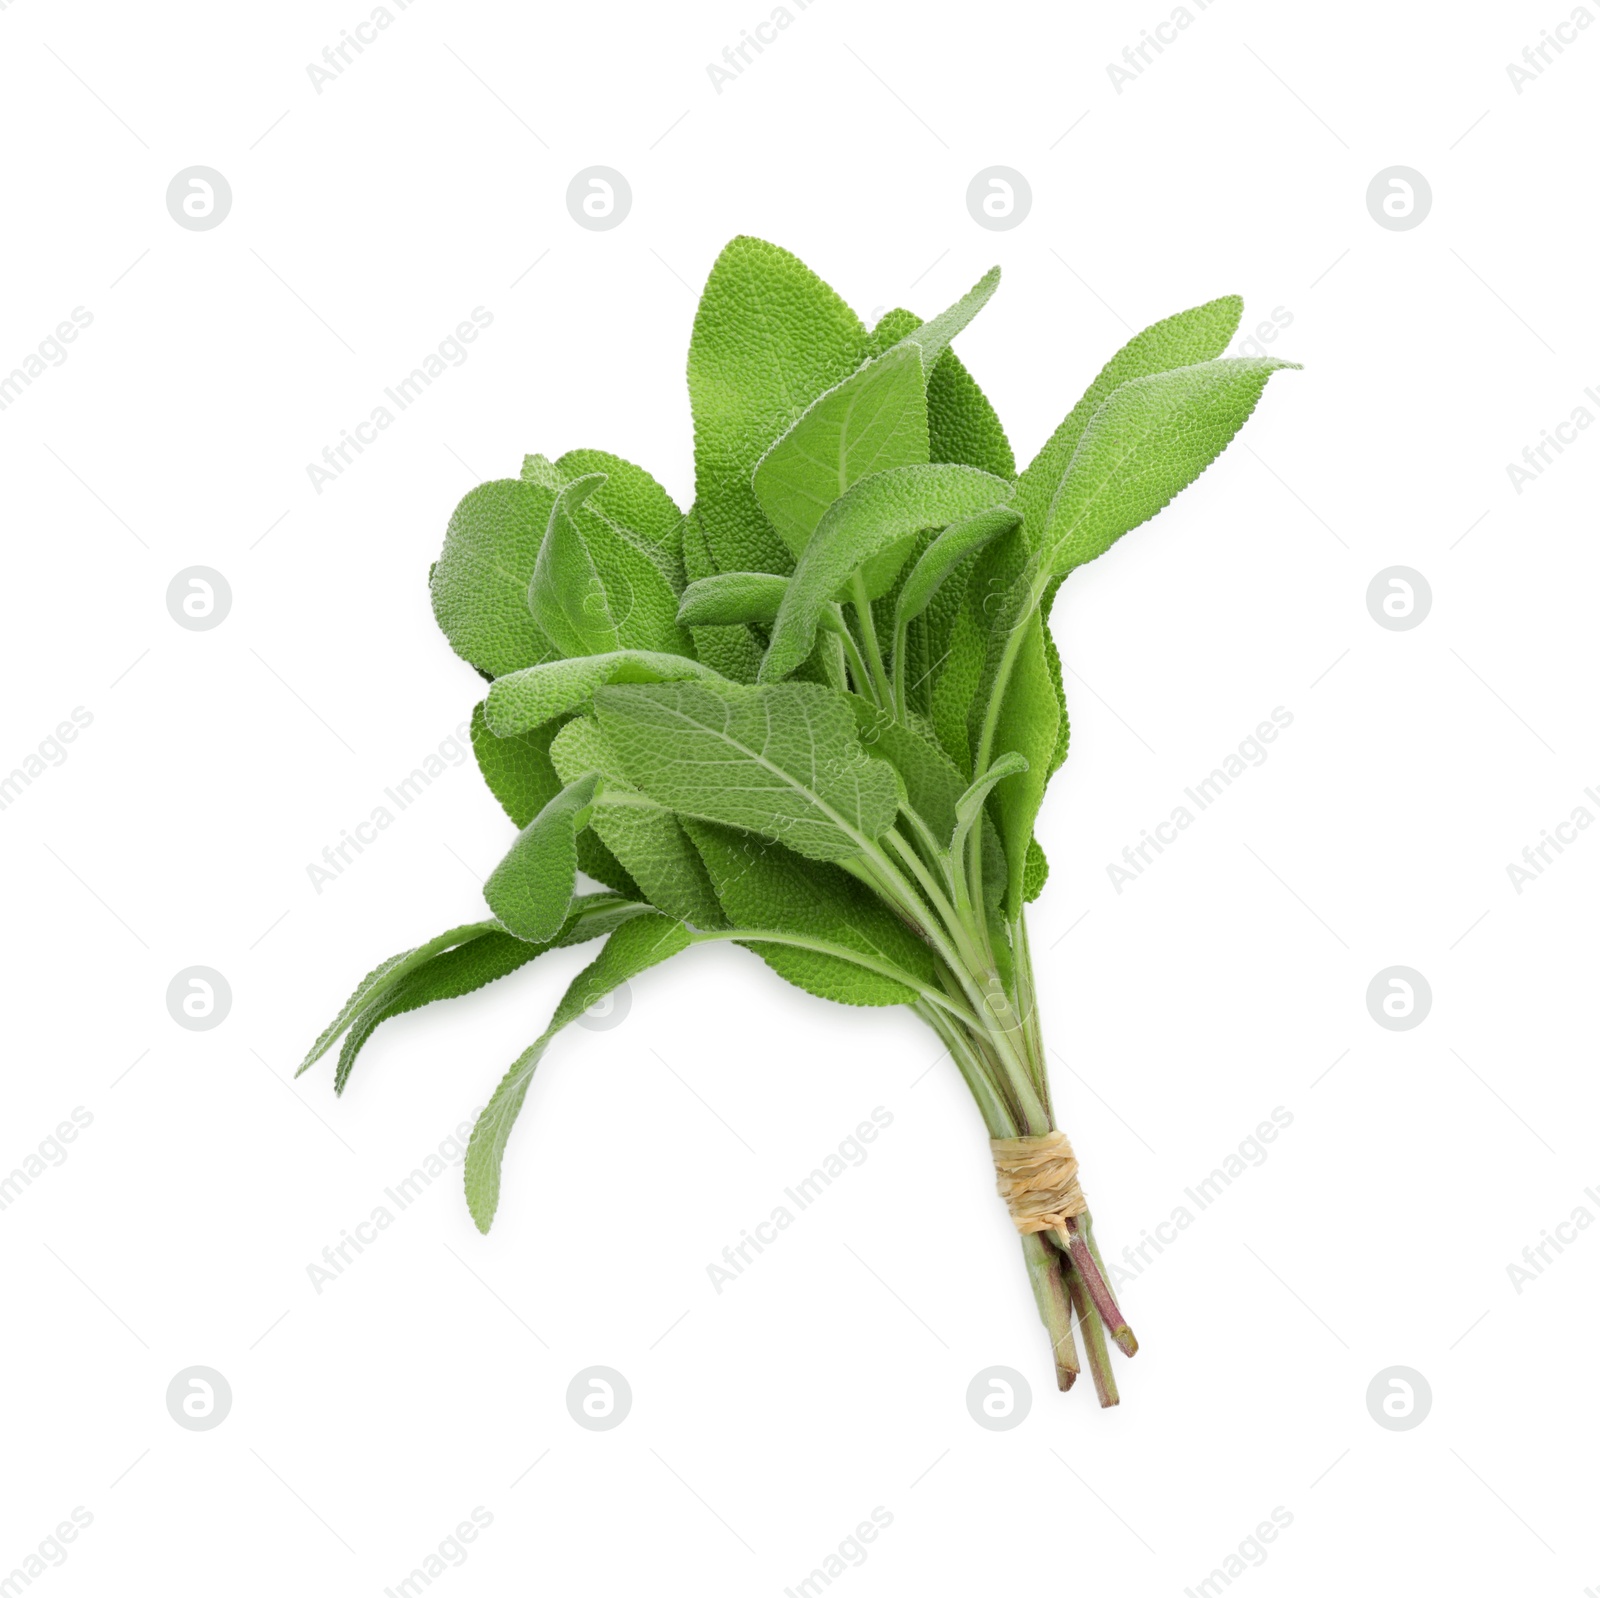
[972,570,1047,782]
[1053,1218,1138,1358]
[826,605,880,706]
[916,1001,1014,1136]
[1010,909,1049,1114]
[1066,1270,1119,1408]
[1022,1231,1079,1392]
[850,575,895,711]
[891,616,910,713]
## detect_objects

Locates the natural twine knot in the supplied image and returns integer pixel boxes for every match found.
[990,1130,1087,1234]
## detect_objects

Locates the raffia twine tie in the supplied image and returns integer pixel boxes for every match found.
[990,1130,1087,1233]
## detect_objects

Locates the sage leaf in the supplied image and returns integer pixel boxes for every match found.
[431,478,562,678]
[333,894,644,1095]
[1014,294,1245,546]
[593,680,900,863]
[870,306,1016,479]
[527,475,690,658]
[685,819,935,1006]
[465,913,693,1231]
[677,572,790,629]
[1040,357,1299,579]
[550,716,726,929]
[893,506,1021,635]
[298,922,501,1077]
[688,236,869,576]
[485,650,723,738]
[484,773,600,943]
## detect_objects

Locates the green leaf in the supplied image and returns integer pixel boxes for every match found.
[471,699,562,829]
[1014,295,1245,547]
[681,506,767,684]
[893,506,1021,635]
[465,913,693,1231]
[871,307,1016,478]
[484,774,600,943]
[521,453,565,489]
[986,613,1060,914]
[333,894,644,1094]
[848,698,966,844]
[750,271,1000,560]
[593,680,900,863]
[685,820,934,1006]
[760,464,1013,683]
[521,448,684,585]
[431,478,561,678]
[527,475,690,658]
[298,921,501,1077]
[752,346,928,559]
[550,716,726,928]
[556,448,684,582]
[951,750,1028,861]
[485,650,724,737]
[471,696,643,901]
[1022,837,1049,902]
[688,237,869,576]
[677,572,789,629]
[1040,357,1298,579]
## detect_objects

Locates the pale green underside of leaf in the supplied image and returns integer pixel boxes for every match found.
[465,913,693,1231]
[299,922,498,1076]
[593,679,900,863]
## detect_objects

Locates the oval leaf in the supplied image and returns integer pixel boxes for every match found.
[484,773,600,943]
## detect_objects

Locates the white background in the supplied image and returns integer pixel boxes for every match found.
[2,1,1596,1592]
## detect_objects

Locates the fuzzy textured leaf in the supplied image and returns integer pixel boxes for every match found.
[685,820,934,1006]
[1040,357,1298,578]
[594,680,900,862]
[465,914,693,1231]
[431,479,561,678]
[677,572,790,629]
[688,237,868,576]
[334,895,645,1094]
[1014,295,1244,547]
[485,651,723,737]
[751,270,999,559]
[484,774,600,943]
[527,475,690,658]
[551,717,726,928]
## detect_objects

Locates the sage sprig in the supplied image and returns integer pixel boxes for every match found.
[299,236,1297,1403]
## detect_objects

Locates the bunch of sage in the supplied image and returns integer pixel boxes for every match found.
[299,236,1296,1402]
